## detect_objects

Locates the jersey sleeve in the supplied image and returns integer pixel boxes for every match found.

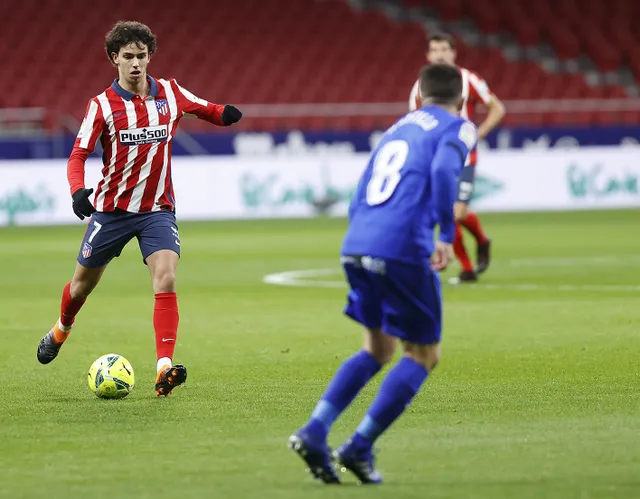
[74,98,104,153]
[468,72,493,105]
[409,79,420,111]
[67,99,104,195]
[431,120,478,243]
[444,119,478,165]
[170,79,225,126]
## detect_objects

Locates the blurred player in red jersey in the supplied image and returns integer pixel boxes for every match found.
[409,33,506,283]
[36,21,242,395]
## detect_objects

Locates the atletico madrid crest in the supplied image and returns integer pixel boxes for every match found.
[155,99,169,116]
[82,243,93,258]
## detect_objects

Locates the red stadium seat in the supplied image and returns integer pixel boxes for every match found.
[630,56,640,83]
[501,8,541,46]
[464,0,501,34]
[618,110,640,125]
[430,0,463,21]
[545,22,582,60]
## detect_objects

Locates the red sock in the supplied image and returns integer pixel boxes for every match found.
[60,281,86,327]
[453,224,474,272]
[460,212,488,244]
[154,292,179,362]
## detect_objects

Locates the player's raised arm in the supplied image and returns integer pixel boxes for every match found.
[67,98,104,219]
[170,79,242,127]
[468,72,505,139]
[431,120,478,244]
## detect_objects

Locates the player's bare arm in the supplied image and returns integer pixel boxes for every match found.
[477,94,506,139]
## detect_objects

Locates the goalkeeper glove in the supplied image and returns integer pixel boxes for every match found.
[72,188,96,220]
[221,105,242,125]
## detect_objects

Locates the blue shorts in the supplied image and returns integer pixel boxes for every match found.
[457,165,476,204]
[77,210,181,268]
[342,256,442,345]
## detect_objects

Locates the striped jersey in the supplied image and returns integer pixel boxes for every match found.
[409,66,493,166]
[72,75,225,213]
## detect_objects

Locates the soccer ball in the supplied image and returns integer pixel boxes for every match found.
[87,354,135,399]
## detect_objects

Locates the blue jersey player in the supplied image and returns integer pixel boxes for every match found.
[288,64,477,484]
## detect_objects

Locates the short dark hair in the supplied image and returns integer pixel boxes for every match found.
[427,31,456,50]
[419,64,462,106]
[105,21,157,65]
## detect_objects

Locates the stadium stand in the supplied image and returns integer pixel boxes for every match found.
[413,0,638,75]
[0,0,636,132]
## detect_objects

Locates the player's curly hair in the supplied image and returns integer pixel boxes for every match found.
[105,21,157,65]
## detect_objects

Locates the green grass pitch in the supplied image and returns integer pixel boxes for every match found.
[1,210,639,499]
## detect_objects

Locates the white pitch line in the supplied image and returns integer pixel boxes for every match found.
[262,268,344,288]
[262,268,640,292]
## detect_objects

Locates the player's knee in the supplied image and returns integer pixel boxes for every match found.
[152,270,176,293]
[70,280,91,300]
[454,202,468,222]
[403,342,441,371]
[364,328,396,365]
[147,250,179,293]
[369,345,395,365]
[70,265,104,299]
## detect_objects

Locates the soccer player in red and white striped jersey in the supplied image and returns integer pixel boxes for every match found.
[37,21,242,396]
[409,33,505,283]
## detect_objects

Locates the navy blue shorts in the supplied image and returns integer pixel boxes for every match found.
[342,256,442,345]
[77,210,181,268]
[457,165,476,204]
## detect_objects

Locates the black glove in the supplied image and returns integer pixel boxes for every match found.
[72,188,96,220]
[220,105,242,126]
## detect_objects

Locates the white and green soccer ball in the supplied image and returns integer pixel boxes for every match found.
[88,354,135,399]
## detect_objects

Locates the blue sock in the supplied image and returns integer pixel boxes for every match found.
[304,350,382,442]
[351,356,429,449]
